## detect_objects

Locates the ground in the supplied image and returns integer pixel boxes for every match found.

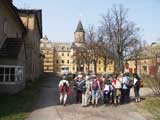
[26,73,153,120]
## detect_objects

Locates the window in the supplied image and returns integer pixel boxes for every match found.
[86,67,88,71]
[109,67,111,71]
[0,65,23,83]
[67,53,69,56]
[67,60,69,64]
[73,67,75,70]
[73,60,75,63]
[143,66,147,72]
[99,68,101,71]
[56,60,58,64]
[99,61,101,64]
[62,53,64,56]
[62,60,64,64]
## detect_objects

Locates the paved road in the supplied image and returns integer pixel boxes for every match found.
[26,73,153,120]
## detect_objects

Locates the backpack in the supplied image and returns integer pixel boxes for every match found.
[62,82,68,92]
[92,80,99,90]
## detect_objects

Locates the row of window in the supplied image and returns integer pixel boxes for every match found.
[56,60,70,64]
[55,60,113,65]
[0,66,23,83]
[61,53,70,56]
[55,66,112,72]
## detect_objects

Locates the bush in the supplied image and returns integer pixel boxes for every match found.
[143,75,160,96]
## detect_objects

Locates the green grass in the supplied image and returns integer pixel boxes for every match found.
[0,77,44,120]
[139,97,160,120]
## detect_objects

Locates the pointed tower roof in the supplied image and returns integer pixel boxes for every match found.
[75,20,85,33]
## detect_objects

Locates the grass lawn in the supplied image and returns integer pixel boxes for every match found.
[138,97,160,120]
[0,77,44,120]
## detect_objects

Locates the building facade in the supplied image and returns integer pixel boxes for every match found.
[40,36,54,72]
[0,1,42,94]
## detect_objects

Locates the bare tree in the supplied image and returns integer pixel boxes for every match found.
[100,5,140,73]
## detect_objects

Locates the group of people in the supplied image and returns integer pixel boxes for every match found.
[58,72,143,107]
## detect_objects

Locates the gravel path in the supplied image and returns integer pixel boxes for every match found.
[26,73,153,120]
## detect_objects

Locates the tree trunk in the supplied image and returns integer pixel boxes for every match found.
[93,60,97,75]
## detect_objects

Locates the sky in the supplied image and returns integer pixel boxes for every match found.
[13,0,160,44]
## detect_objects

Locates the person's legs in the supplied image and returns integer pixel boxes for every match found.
[84,92,88,106]
[92,90,95,105]
[116,89,121,104]
[107,91,111,104]
[137,87,141,102]
[60,93,63,104]
[79,91,82,102]
[134,87,138,102]
[113,89,117,104]
[103,92,107,104]
[82,93,85,106]
[124,89,128,103]
[63,92,67,105]
[95,90,99,106]
[76,91,79,103]
[121,89,124,104]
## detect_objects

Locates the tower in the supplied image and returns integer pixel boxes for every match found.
[74,20,85,44]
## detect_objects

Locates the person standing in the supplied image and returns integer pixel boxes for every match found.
[112,74,118,105]
[91,75,101,107]
[82,75,91,107]
[114,74,122,105]
[102,77,113,105]
[58,76,70,106]
[121,73,130,104]
[133,73,141,102]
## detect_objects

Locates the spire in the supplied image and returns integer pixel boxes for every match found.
[75,20,85,33]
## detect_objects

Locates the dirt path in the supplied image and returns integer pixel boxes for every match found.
[26,73,153,120]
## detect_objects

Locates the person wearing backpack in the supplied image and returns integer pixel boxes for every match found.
[58,76,70,106]
[91,75,100,107]
[133,73,141,102]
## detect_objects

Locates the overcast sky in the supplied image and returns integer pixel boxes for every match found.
[13,0,160,44]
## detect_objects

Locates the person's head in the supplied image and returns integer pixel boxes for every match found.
[85,75,90,81]
[113,73,118,79]
[124,72,129,77]
[78,74,83,80]
[62,75,66,80]
[133,73,138,78]
[119,73,123,77]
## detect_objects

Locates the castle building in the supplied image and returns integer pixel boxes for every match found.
[53,20,115,74]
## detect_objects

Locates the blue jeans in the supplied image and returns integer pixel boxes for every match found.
[92,90,99,99]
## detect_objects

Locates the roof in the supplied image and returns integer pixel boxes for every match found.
[75,20,85,33]
[18,9,43,38]
[53,43,72,52]
[0,38,23,59]
[2,0,26,33]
